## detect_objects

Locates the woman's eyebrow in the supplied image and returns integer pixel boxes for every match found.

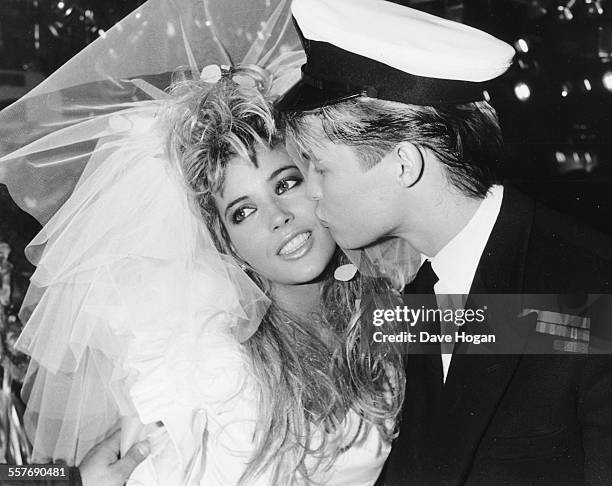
[267,165,296,181]
[224,195,249,219]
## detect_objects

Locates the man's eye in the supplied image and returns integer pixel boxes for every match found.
[276,177,301,195]
[232,206,256,224]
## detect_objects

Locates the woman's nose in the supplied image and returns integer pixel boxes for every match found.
[270,203,294,231]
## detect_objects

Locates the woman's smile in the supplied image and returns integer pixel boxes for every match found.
[277,230,313,258]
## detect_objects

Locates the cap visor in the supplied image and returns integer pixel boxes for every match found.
[274,79,362,112]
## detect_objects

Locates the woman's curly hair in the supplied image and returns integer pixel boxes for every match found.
[168,66,405,484]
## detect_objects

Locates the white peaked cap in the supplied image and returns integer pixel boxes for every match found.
[276,0,515,110]
[292,0,515,82]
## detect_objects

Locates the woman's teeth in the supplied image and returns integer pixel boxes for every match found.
[279,232,311,255]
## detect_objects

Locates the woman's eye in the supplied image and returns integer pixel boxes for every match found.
[232,206,256,224]
[276,177,301,195]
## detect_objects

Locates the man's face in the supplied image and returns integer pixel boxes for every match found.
[288,119,403,250]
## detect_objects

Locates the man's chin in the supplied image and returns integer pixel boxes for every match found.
[331,233,375,252]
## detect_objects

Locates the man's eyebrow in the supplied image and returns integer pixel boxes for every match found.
[267,165,296,181]
[293,146,319,163]
[224,195,249,219]
[299,150,312,161]
[310,156,325,168]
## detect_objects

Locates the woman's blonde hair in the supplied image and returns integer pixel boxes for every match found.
[168,67,405,484]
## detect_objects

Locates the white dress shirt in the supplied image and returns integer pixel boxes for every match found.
[423,185,504,381]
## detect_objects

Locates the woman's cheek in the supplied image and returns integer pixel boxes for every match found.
[230,229,268,270]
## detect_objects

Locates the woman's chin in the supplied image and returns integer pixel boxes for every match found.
[274,259,331,286]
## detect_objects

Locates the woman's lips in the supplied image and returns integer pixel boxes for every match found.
[278,231,312,259]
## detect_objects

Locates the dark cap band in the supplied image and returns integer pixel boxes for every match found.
[275,21,488,112]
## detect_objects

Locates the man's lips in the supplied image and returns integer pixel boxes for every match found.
[315,212,329,228]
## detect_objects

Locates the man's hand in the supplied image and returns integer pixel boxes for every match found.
[78,430,150,486]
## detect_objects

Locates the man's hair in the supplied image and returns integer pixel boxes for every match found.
[281,97,503,198]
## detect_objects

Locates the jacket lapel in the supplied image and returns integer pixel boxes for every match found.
[428,187,538,484]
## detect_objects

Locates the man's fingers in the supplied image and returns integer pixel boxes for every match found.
[78,429,121,468]
[78,435,149,486]
[91,429,122,464]
[100,429,122,454]
[112,440,150,479]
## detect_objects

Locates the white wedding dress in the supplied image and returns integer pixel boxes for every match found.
[15,104,390,486]
[125,331,390,486]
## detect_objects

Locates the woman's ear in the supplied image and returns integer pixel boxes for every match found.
[393,142,424,188]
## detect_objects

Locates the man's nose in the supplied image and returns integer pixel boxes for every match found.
[270,202,294,231]
[305,165,323,201]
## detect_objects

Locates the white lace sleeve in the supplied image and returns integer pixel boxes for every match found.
[127,329,263,486]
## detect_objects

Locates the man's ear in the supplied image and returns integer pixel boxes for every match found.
[393,142,424,188]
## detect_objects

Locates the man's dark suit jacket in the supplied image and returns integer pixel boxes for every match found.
[382,186,612,486]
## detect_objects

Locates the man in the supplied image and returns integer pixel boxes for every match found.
[6,432,148,486]
[275,0,612,484]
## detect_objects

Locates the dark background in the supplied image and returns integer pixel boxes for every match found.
[0,0,611,326]
[0,0,610,463]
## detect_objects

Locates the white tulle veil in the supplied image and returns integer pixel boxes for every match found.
[0,0,304,469]
[0,0,302,224]
[0,0,420,473]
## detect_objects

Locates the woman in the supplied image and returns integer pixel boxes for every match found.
[155,67,405,484]
[0,1,408,484]
[16,68,405,485]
